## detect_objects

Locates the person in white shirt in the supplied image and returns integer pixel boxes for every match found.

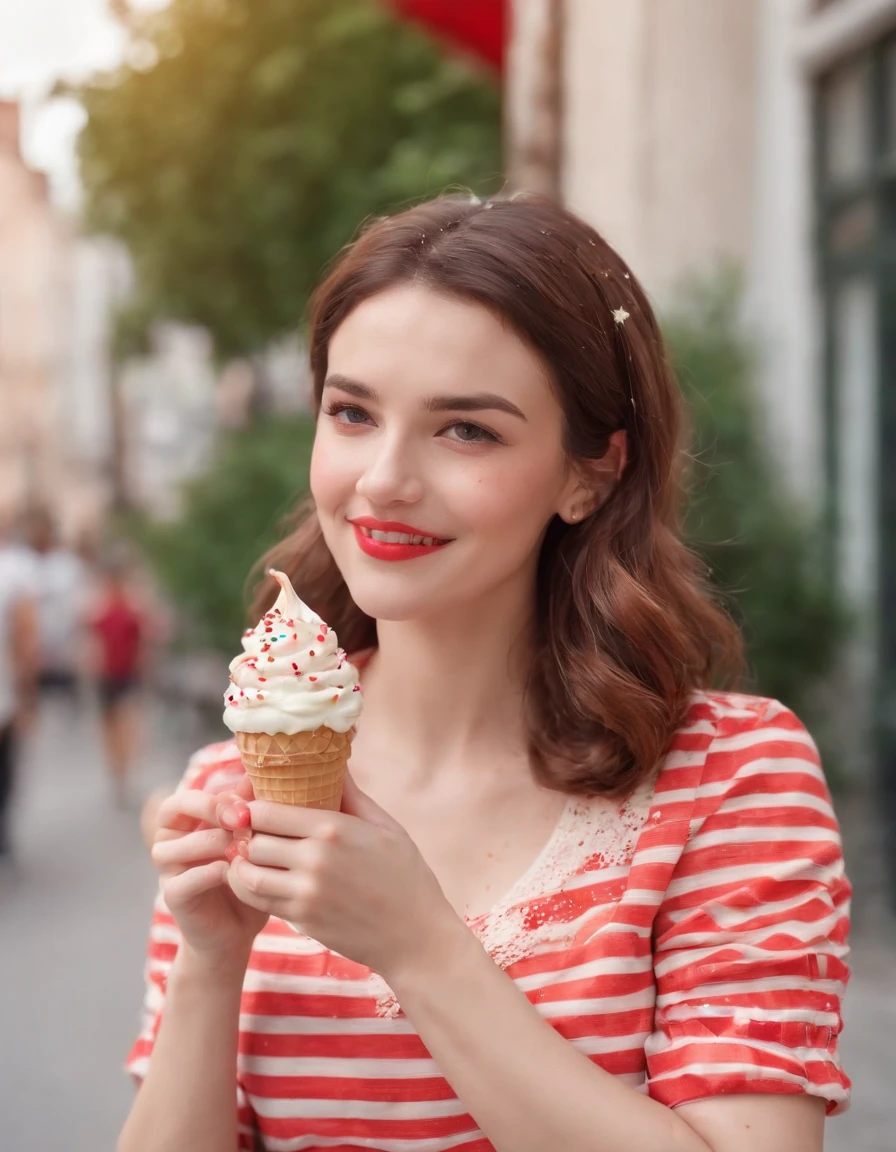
[27,509,90,701]
[0,528,38,859]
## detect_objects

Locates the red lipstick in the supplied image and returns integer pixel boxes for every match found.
[348,516,452,562]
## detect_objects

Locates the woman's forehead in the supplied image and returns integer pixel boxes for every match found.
[328,284,554,405]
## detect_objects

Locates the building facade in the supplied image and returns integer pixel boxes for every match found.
[0,99,232,532]
[118,323,219,520]
[0,100,68,526]
[0,101,132,539]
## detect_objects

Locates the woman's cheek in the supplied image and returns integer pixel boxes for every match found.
[309,434,348,512]
[469,459,557,534]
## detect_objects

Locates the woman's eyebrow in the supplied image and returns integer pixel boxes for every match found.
[323,375,378,401]
[323,374,527,421]
[425,393,527,421]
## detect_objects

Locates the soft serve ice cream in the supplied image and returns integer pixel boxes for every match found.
[223,569,362,736]
[223,569,362,808]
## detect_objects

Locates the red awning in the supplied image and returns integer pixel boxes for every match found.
[386,0,505,71]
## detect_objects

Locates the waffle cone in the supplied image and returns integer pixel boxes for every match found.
[235,727,353,809]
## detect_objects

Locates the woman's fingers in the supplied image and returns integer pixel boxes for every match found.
[156,788,224,833]
[140,788,172,849]
[151,826,232,873]
[233,774,255,801]
[216,798,252,831]
[227,858,296,905]
[162,860,229,904]
[243,832,308,869]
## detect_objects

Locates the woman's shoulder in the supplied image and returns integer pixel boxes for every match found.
[684,687,809,730]
[658,688,830,810]
[178,737,244,795]
[675,689,820,754]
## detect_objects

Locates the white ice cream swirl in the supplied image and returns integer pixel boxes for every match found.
[222,569,362,736]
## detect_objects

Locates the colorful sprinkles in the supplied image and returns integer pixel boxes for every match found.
[226,579,361,716]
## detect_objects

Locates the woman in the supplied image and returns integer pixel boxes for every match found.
[121,195,850,1152]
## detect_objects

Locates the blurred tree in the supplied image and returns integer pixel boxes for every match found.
[135,416,316,653]
[668,270,851,749]
[76,0,502,359]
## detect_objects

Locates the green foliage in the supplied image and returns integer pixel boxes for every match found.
[136,415,315,652]
[667,270,851,735]
[76,0,502,358]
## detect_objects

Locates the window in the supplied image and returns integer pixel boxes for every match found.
[886,38,896,157]
[832,279,878,608]
[820,58,872,187]
[815,30,896,906]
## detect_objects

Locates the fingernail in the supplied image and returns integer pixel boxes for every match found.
[218,801,251,829]
[225,840,241,863]
[236,839,250,859]
[231,801,251,829]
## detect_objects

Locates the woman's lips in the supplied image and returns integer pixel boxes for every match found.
[349,516,448,542]
[349,518,452,562]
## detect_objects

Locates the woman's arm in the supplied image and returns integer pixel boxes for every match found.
[121,783,267,1152]
[118,945,249,1152]
[383,700,844,1152]
[387,922,823,1152]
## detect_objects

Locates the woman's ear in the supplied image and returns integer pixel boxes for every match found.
[606,429,629,480]
[560,431,629,523]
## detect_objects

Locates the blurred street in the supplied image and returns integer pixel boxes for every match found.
[0,691,893,1151]
[0,690,206,1152]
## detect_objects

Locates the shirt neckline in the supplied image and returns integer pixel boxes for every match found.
[348,646,579,926]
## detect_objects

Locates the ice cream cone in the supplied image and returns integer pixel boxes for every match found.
[223,570,363,808]
[235,726,354,809]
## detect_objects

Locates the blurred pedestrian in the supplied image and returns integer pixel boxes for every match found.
[0,522,38,862]
[87,558,148,808]
[27,508,90,708]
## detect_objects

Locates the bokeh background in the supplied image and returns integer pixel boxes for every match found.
[0,1,893,1149]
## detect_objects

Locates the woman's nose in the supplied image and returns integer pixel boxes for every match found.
[354,438,423,506]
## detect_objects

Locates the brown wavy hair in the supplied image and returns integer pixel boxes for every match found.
[252,193,744,798]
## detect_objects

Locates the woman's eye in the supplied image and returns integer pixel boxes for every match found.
[324,403,371,425]
[444,422,499,444]
[323,403,499,443]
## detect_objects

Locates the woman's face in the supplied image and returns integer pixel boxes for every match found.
[309,284,582,625]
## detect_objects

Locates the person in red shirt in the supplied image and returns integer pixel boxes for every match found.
[122,195,850,1152]
[89,559,146,806]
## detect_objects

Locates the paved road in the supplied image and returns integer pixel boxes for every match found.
[1,692,894,1151]
[0,691,205,1152]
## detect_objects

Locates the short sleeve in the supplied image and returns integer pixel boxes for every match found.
[124,741,258,1149]
[645,698,851,1115]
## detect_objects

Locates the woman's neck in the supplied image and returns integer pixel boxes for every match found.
[358,584,536,783]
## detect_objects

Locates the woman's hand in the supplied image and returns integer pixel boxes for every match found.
[150,787,268,965]
[223,773,465,981]
[141,787,171,849]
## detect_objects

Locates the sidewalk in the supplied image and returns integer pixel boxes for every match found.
[827,927,896,1152]
[0,690,205,1152]
[827,785,896,1152]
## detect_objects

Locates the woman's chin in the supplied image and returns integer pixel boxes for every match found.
[341,569,459,625]
[346,588,438,624]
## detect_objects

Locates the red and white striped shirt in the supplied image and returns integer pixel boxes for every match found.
[127,691,851,1150]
